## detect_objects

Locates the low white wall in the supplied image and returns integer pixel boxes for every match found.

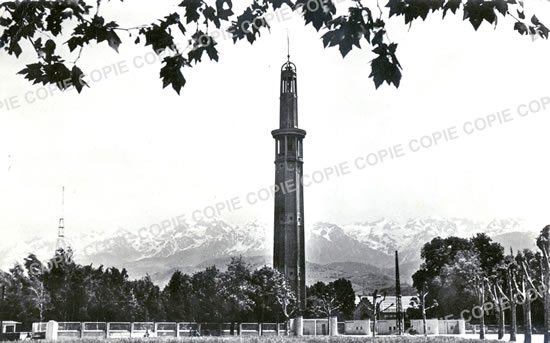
[410,319,439,335]
[344,320,370,335]
[376,319,404,335]
[438,320,465,334]
[46,321,58,340]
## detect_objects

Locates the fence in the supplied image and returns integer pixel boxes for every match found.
[33,321,292,339]
[34,318,466,338]
[465,324,532,335]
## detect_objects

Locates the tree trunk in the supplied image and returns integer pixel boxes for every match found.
[285,318,290,336]
[525,292,532,343]
[546,261,550,343]
[260,304,264,336]
[511,299,517,342]
[372,314,377,337]
[510,273,517,342]
[543,228,550,343]
[498,306,505,339]
[480,287,486,340]
[421,294,427,337]
[422,310,427,336]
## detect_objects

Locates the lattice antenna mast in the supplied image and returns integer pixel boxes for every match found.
[58,186,64,238]
[395,250,403,335]
[56,186,66,252]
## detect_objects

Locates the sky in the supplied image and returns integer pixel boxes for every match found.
[1,0,549,241]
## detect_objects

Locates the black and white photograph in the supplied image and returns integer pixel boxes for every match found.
[0,0,549,342]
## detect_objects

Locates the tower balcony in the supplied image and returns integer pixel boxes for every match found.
[271,128,306,139]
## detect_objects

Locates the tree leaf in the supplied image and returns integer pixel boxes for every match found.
[514,21,528,35]
[106,31,121,52]
[71,65,87,93]
[179,0,202,24]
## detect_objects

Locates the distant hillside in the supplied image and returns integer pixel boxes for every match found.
[0,217,538,295]
[148,255,404,294]
[492,231,538,253]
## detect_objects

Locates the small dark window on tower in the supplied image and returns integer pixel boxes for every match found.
[287,137,295,153]
[284,79,294,93]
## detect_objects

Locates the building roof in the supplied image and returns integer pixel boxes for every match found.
[359,295,416,313]
[2,321,22,325]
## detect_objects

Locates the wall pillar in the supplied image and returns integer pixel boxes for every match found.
[80,322,84,339]
[106,322,110,339]
[330,317,338,336]
[295,316,303,336]
[313,320,317,336]
[46,321,58,341]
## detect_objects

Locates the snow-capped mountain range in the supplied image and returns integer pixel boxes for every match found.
[0,217,539,288]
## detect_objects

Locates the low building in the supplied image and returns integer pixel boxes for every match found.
[1,321,21,334]
[354,295,415,320]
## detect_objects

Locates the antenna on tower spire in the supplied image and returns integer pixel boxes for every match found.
[286,30,290,62]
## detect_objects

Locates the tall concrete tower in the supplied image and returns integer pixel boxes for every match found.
[272,55,306,311]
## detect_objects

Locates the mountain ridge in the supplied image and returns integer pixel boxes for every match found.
[0,217,537,292]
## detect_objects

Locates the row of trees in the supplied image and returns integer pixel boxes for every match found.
[411,225,550,343]
[0,249,355,331]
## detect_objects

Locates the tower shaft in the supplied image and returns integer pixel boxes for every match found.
[272,60,306,311]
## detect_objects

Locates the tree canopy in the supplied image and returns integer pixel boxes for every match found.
[306,278,355,320]
[0,0,548,94]
[0,250,300,330]
[414,234,505,319]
